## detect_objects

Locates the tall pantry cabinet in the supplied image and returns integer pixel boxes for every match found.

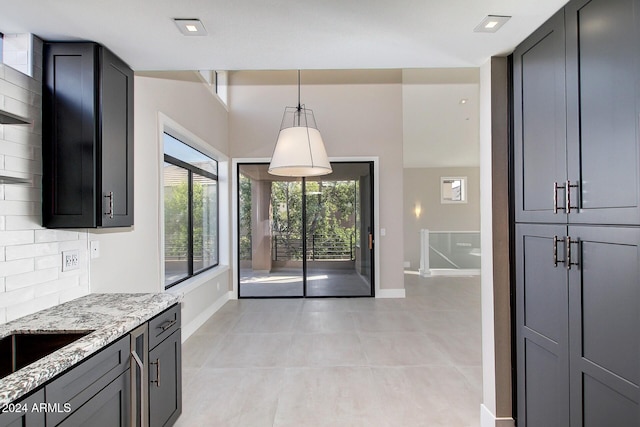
[513,0,640,425]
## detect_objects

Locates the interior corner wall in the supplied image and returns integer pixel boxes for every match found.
[403,166,480,269]
[228,70,405,292]
[89,73,230,294]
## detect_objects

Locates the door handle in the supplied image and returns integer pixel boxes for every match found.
[565,181,579,213]
[553,235,565,267]
[150,358,160,387]
[553,182,566,214]
[104,191,114,219]
[368,234,373,250]
[565,236,580,270]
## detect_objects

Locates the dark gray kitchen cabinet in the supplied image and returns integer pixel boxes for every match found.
[43,42,134,229]
[513,9,567,224]
[148,305,181,427]
[45,335,130,426]
[516,225,640,426]
[513,0,640,425]
[515,224,570,427]
[56,370,130,427]
[567,226,640,426]
[0,389,45,427]
[514,0,640,226]
[148,330,181,427]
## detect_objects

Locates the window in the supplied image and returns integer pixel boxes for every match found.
[164,133,218,288]
[441,176,467,204]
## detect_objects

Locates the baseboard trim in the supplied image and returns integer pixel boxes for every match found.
[430,268,481,276]
[480,404,515,427]
[376,288,406,298]
[181,290,233,341]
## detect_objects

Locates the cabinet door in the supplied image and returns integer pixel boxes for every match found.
[43,42,98,228]
[99,47,134,227]
[515,224,569,427]
[513,10,568,224]
[0,389,45,427]
[56,370,130,427]
[148,329,181,427]
[566,0,640,225]
[568,226,640,426]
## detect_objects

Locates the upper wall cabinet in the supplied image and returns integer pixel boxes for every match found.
[513,0,640,226]
[513,10,567,224]
[43,42,134,228]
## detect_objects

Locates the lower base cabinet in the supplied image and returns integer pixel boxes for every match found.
[56,370,130,427]
[0,390,45,427]
[0,304,182,427]
[148,329,181,427]
[147,304,182,427]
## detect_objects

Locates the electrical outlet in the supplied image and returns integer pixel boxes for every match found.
[62,249,80,272]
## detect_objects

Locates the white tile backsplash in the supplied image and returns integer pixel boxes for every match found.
[6,216,43,230]
[0,258,34,277]
[0,38,89,325]
[6,267,59,291]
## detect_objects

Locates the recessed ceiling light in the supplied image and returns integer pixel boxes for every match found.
[173,19,208,36]
[474,15,511,33]
[460,99,468,105]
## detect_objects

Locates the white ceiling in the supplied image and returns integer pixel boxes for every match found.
[0,0,567,71]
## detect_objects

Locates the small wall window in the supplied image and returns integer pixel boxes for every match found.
[164,132,219,288]
[441,177,467,204]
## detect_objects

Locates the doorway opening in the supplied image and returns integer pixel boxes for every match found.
[237,162,374,298]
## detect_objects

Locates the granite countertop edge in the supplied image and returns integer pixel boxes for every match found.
[0,293,181,406]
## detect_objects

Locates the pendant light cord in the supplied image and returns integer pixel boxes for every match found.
[297,69,301,111]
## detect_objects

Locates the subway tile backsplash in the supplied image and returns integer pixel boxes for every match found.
[0,39,89,324]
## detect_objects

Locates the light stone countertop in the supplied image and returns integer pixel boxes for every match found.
[0,293,181,406]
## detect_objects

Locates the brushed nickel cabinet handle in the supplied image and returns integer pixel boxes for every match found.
[150,358,160,387]
[159,319,177,331]
[565,236,580,270]
[553,182,566,214]
[566,181,579,213]
[553,236,565,267]
[104,191,114,219]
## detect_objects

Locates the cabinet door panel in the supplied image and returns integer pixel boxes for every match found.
[100,47,134,227]
[566,0,640,225]
[515,224,569,426]
[513,11,568,223]
[0,389,45,427]
[149,329,181,427]
[43,43,98,228]
[57,370,130,427]
[569,226,640,426]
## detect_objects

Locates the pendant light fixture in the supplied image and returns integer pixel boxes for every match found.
[268,70,332,177]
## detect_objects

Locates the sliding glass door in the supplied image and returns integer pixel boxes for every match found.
[238,162,374,298]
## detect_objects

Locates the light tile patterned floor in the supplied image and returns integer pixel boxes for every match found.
[175,274,482,427]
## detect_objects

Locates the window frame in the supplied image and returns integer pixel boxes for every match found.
[163,134,220,289]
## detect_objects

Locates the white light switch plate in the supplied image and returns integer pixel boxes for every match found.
[90,241,100,259]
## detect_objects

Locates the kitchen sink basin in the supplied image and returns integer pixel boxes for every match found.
[0,331,93,380]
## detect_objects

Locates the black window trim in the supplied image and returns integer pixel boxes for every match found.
[163,139,220,289]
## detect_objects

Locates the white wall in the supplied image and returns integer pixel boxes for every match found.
[228,70,405,293]
[89,72,229,293]
[403,166,480,269]
[86,71,231,338]
[0,40,90,324]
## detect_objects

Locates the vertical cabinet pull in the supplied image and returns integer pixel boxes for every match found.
[150,358,161,387]
[104,191,114,219]
[554,181,580,214]
[553,182,566,213]
[553,236,565,267]
[565,236,580,270]
[565,181,579,213]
